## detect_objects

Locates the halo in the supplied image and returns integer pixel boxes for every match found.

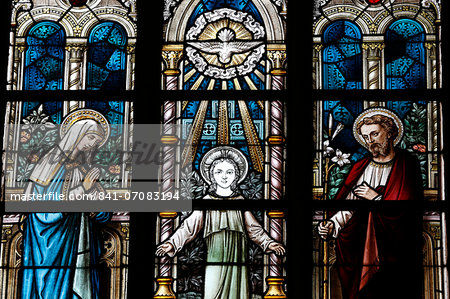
[199,146,249,185]
[60,109,110,147]
[353,107,404,149]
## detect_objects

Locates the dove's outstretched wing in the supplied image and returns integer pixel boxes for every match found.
[187,41,224,55]
[226,41,264,55]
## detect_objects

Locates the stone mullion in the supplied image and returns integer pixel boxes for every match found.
[313,43,323,89]
[264,211,287,299]
[362,42,384,90]
[66,42,87,90]
[154,98,179,298]
[13,42,26,91]
[264,96,286,298]
[154,212,178,299]
[425,42,437,89]
[7,27,16,91]
[126,44,136,90]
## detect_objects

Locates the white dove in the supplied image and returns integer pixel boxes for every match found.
[187,28,263,65]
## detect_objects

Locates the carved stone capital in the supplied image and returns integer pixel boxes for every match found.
[362,42,385,51]
[127,45,136,54]
[313,43,323,52]
[1,225,13,243]
[267,45,287,75]
[424,42,436,50]
[16,42,26,53]
[66,43,87,62]
[162,44,183,76]
[362,42,385,59]
[121,223,130,241]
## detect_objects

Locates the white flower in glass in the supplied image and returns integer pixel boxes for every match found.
[331,149,351,167]
[323,140,334,157]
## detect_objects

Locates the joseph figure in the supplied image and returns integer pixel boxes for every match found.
[318,108,423,299]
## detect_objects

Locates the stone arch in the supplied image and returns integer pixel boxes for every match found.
[164,0,285,42]
[374,4,435,35]
[16,8,74,37]
[313,6,372,36]
[79,9,137,39]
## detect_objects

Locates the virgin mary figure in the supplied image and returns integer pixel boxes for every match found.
[156,146,286,299]
[20,109,112,299]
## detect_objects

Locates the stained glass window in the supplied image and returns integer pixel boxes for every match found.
[162,0,286,91]
[24,21,65,90]
[1,1,137,298]
[385,19,426,89]
[159,0,287,297]
[87,22,128,90]
[312,99,446,298]
[322,20,362,90]
[313,0,439,90]
[312,1,446,298]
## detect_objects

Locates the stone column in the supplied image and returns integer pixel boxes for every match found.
[154,212,178,299]
[126,44,136,90]
[12,43,26,91]
[155,111,178,298]
[264,46,287,295]
[267,44,287,90]
[264,211,286,299]
[425,42,437,89]
[362,42,384,90]
[312,43,323,89]
[162,44,183,90]
[66,43,87,90]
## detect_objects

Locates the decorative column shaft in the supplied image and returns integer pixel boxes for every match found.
[162,45,183,90]
[264,211,286,299]
[269,100,284,202]
[154,212,178,299]
[158,212,177,277]
[66,43,87,90]
[127,44,136,90]
[312,44,323,89]
[362,42,384,90]
[13,43,26,91]
[155,98,179,298]
[7,27,16,91]
[267,44,287,90]
[264,53,287,296]
[425,42,437,89]
[161,101,178,196]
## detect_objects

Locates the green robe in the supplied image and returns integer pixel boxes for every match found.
[167,195,273,299]
[204,209,248,299]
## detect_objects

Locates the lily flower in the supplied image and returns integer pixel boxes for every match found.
[331,149,351,167]
[323,140,334,157]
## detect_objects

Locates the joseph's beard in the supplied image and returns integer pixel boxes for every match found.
[369,139,392,158]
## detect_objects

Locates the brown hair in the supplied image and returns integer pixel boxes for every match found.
[356,114,398,140]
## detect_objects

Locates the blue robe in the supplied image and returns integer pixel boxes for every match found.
[21,165,110,299]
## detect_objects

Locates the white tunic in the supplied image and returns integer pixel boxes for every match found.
[330,160,393,238]
[165,196,275,257]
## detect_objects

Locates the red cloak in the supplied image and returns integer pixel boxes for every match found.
[332,150,423,299]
